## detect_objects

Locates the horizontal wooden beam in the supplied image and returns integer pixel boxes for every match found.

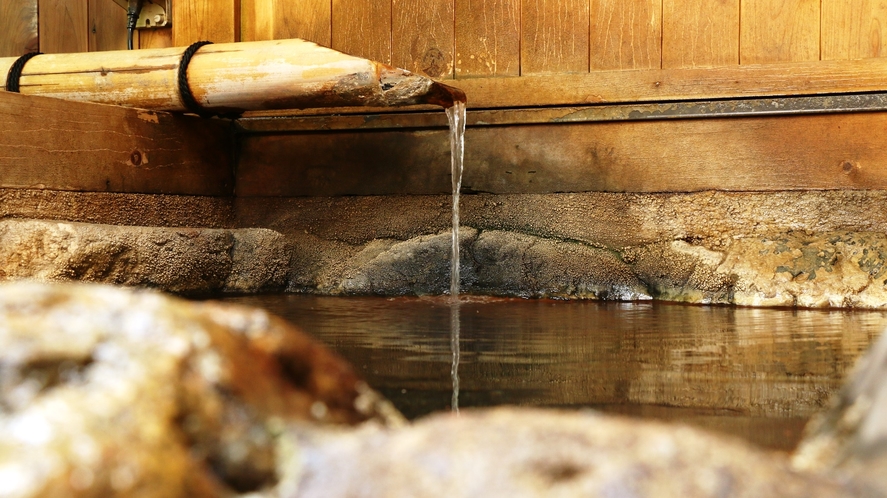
[0,91,232,195]
[241,58,887,118]
[235,94,887,133]
[237,111,887,196]
[453,58,887,108]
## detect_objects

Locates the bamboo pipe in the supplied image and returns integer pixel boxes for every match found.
[0,39,465,114]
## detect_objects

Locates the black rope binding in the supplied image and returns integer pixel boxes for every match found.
[6,51,42,93]
[177,41,215,118]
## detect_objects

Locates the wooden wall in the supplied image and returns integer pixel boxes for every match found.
[237,0,887,78]
[4,0,887,78]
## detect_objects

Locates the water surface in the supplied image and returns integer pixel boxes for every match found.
[221,294,886,452]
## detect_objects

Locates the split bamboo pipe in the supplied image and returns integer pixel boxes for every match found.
[0,38,465,114]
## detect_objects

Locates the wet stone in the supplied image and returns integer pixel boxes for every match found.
[0,281,401,497]
[285,407,855,498]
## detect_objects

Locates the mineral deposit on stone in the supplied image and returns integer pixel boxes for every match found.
[286,407,854,498]
[0,281,400,497]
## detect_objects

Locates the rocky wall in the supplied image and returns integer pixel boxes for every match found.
[5,189,887,307]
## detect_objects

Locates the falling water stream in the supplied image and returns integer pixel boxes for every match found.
[446,101,467,412]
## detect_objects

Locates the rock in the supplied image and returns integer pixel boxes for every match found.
[338,229,478,295]
[622,240,734,304]
[721,231,887,308]
[5,216,887,308]
[0,219,290,294]
[226,228,291,293]
[0,281,402,498]
[232,192,887,307]
[471,230,648,299]
[623,232,887,308]
[335,228,649,299]
[793,325,887,496]
[286,407,853,498]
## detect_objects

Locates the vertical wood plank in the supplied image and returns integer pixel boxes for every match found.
[331,0,390,63]
[392,0,454,78]
[740,0,820,64]
[88,0,129,52]
[173,0,236,46]
[662,0,739,68]
[274,0,332,46]
[590,0,662,70]
[139,28,173,49]
[0,0,38,56]
[822,0,887,60]
[39,0,89,53]
[521,0,590,74]
[455,0,520,77]
[241,0,271,41]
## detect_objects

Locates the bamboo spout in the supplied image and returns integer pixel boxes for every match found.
[0,39,464,114]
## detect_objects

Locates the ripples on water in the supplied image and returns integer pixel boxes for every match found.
[220,294,887,452]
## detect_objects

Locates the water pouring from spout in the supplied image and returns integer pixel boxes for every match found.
[443,92,467,414]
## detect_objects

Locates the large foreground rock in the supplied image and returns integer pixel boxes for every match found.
[0,281,400,497]
[287,408,855,498]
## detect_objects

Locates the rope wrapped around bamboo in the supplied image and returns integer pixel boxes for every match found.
[0,38,463,114]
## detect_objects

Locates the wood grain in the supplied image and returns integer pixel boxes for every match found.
[521,0,590,74]
[444,58,887,108]
[240,0,270,42]
[274,0,332,46]
[139,28,173,49]
[822,0,887,60]
[0,39,436,112]
[662,0,739,68]
[392,0,454,78]
[88,0,129,52]
[38,0,88,53]
[0,0,38,57]
[331,0,391,64]
[455,0,520,77]
[237,111,887,196]
[590,0,662,70]
[234,56,887,115]
[173,0,236,46]
[0,91,232,195]
[740,0,820,64]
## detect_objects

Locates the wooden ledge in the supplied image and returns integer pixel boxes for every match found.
[0,91,232,195]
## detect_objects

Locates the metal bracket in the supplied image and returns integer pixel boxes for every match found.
[136,0,171,29]
[110,0,171,29]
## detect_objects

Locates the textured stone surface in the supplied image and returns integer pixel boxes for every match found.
[0,219,290,294]
[722,232,887,308]
[7,189,887,306]
[231,191,887,307]
[287,407,853,498]
[335,228,648,299]
[0,189,234,228]
[235,190,887,250]
[0,281,401,498]
[282,225,887,307]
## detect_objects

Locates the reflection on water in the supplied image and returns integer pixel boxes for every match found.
[450,302,460,413]
[219,295,887,451]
